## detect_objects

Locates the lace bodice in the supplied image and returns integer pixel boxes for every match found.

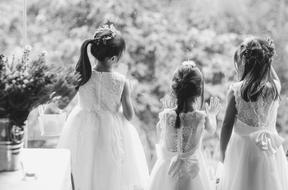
[77,70,126,113]
[157,109,206,153]
[231,82,280,128]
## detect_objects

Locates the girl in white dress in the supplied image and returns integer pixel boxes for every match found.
[148,61,220,190]
[58,25,149,190]
[219,37,288,190]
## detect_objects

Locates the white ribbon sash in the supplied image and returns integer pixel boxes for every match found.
[234,119,284,155]
[156,144,200,179]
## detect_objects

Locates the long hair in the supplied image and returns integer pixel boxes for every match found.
[171,62,204,129]
[235,37,279,102]
[75,24,126,89]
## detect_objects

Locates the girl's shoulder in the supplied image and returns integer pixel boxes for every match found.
[159,109,206,121]
[93,70,127,86]
[111,71,126,81]
[92,70,125,79]
[180,110,206,123]
[265,80,281,95]
[159,108,177,118]
[193,110,206,119]
[227,81,243,100]
[229,81,243,92]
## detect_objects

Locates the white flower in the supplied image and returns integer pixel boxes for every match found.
[24,45,32,52]
[23,79,29,84]
[182,61,196,67]
[41,50,48,57]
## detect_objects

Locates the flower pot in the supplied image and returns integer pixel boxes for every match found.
[0,118,24,171]
[0,141,23,171]
[0,118,9,141]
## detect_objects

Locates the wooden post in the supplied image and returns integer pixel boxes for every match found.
[23,0,27,45]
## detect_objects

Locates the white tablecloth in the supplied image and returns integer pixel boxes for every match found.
[0,149,72,190]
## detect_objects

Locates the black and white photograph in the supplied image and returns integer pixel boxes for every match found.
[0,0,288,190]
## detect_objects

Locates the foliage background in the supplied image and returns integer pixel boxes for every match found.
[1,0,288,171]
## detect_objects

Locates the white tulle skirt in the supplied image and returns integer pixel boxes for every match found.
[148,144,213,190]
[219,120,288,190]
[58,106,149,190]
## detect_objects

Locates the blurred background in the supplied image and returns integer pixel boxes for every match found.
[1,0,288,173]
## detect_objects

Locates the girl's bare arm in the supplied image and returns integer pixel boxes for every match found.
[121,81,134,121]
[220,90,237,162]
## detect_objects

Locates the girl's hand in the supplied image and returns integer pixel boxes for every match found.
[205,97,221,116]
[204,97,220,134]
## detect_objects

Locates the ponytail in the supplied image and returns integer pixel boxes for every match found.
[75,39,93,90]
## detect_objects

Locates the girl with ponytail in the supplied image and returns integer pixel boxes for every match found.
[75,25,126,89]
[58,24,149,190]
[148,61,220,190]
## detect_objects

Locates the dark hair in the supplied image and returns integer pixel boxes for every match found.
[171,62,204,129]
[75,25,126,89]
[234,37,279,102]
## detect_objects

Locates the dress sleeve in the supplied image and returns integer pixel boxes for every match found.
[195,111,206,129]
[228,82,240,108]
[156,110,167,130]
[274,79,281,94]
[196,110,206,121]
[228,83,237,96]
[119,73,127,95]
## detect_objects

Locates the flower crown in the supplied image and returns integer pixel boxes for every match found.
[243,37,275,60]
[173,60,201,86]
[93,24,119,45]
[182,60,196,67]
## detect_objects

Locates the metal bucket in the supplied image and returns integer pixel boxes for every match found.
[0,141,23,171]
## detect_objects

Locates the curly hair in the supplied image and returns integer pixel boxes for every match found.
[75,24,126,89]
[171,62,204,128]
[234,37,279,101]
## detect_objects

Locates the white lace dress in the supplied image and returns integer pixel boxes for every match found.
[57,70,149,190]
[148,109,213,190]
[219,82,288,190]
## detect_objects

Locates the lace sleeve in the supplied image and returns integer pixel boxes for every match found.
[195,111,206,132]
[274,79,281,94]
[156,110,167,130]
[112,73,126,96]
[228,82,241,108]
[228,83,237,96]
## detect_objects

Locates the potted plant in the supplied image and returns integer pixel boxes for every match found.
[0,46,78,171]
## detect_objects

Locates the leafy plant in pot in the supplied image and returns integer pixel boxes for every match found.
[0,46,78,171]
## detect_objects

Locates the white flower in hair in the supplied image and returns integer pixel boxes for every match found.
[94,24,119,45]
[24,45,32,52]
[99,24,118,37]
[182,60,196,67]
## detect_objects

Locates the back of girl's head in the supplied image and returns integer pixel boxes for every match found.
[234,37,278,102]
[171,61,204,128]
[75,24,126,89]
